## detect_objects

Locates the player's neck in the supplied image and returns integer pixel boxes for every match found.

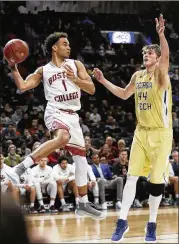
[51,56,65,68]
[145,65,156,74]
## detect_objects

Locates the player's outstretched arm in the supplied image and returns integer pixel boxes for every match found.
[63,61,95,95]
[9,64,43,92]
[93,68,136,100]
[156,14,170,89]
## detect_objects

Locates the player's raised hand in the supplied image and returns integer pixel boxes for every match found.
[92,68,105,83]
[5,58,17,69]
[63,64,77,83]
[155,14,165,36]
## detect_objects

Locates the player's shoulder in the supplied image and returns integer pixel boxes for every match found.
[133,70,142,77]
[64,58,75,67]
[130,70,141,83]
[154,64,170,78]
[35,66,44,75]
[65,59,83,67]
[64,58,75,64]
[38,62,54,73]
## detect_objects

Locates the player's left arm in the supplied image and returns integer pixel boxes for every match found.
[75,60,95,95]
[64,61,95,95]
[156,14,170,89]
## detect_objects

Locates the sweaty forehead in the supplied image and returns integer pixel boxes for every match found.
[143,48,155,54]
[57,38,69,45]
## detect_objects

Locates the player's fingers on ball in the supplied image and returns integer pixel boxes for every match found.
[67,70,74,76]
[67,75,73,79]
[68,71,74,77]
[66,69,72,74]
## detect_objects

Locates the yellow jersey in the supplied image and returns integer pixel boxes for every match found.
[134,69,172,129]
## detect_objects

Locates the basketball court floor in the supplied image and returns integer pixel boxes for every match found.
[26,207,178,243]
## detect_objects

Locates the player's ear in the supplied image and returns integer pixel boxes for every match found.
[157,56,161,62]
[52,44,57,52]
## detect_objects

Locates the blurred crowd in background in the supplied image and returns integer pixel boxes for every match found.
[0,1,179,209]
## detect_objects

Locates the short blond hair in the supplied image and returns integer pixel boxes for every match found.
[142,44,161,57]
[117,139,126,146]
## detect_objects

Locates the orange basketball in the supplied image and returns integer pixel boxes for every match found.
[3,39,29,64]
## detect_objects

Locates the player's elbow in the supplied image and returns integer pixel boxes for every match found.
[123,89,133,100]
[89,85,95,95]
[18,82,28,92]
[122,92,128,100]
[122,95,128,100]
[19,86,27,92]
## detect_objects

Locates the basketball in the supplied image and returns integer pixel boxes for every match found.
[3,39,29,64]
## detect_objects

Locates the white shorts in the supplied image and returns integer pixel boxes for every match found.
[44,107,85,155]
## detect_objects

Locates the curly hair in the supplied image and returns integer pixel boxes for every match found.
[58,155,69,164]
[44,32,68,54]
[142,44,161,57]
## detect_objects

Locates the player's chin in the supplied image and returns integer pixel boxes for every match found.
[64,53,70,58]
[143,61,151,67]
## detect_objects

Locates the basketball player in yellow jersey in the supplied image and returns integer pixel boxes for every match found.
[93,14,172,242]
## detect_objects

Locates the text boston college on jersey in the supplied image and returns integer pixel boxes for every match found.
[48,70,79,103]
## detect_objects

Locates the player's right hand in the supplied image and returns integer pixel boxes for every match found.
[92,68,105,83]
[6,58,16,69]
